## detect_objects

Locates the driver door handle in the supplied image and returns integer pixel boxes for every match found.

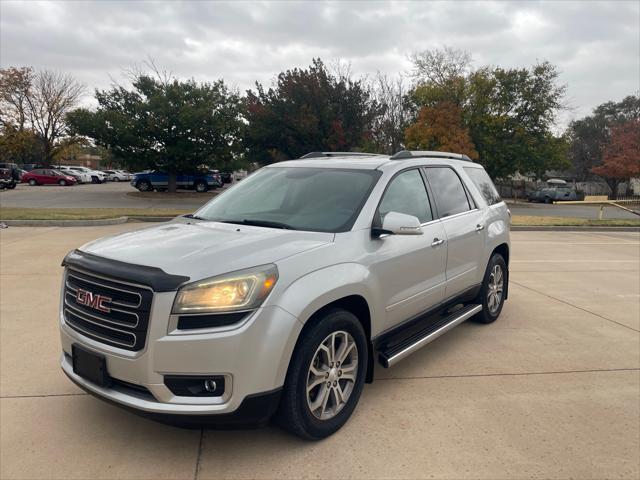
[431,238,445,247]
[475,224,485,232]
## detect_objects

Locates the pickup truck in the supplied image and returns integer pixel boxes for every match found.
[131,170,223,192]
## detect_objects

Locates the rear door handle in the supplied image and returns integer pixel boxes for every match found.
[475,224,485,232]
[431,238,445,247]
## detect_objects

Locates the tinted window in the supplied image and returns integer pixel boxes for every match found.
[464,167,501,205]
[425,167,471,217]
[32,169,43,175]
[378,169,432,223]
[197,167,380,233]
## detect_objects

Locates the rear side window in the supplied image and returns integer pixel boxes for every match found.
[464,167,501,205]
[379,169,433,223]
[424,167,471,217]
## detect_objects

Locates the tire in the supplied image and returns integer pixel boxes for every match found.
[194,180,208,193]
[276,308,368,440]
[113,177,120,182]
[28,179,37,186]
[473,253,507,324]
[544,196,552,204]
[59,179,66,186]
[0,184,5,190]
[6,182,16,189]
[136,180,151,192]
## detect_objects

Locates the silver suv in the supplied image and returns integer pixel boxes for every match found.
[59,150,510,439]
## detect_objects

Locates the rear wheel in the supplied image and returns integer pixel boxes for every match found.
[136,180,151,192]
[544,196,553,204]
[276,308,367,440]
[6,182,16,189]
[473,253,507,324]
[28,179,37,186]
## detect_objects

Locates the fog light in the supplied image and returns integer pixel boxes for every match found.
[164,375,225,397]
[204,379,217,392]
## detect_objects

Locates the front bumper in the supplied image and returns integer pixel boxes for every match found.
[60,289,302,420]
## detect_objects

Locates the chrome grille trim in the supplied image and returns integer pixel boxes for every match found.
[64,295,139,328]
[63,267,153,352]
[67,271,143,308]
[64,311,136,349]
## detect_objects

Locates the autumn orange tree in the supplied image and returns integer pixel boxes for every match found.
[405,102,479,160]
[591,120,640,198]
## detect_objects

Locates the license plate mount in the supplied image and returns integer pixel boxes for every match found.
[72,344,111,388]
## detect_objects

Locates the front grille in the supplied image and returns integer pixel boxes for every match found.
[63,268,153,351]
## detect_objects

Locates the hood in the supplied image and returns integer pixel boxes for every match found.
[79,219,334,282]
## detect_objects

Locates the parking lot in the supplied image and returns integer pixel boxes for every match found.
[1,181,638,220]
[1,225,638,479]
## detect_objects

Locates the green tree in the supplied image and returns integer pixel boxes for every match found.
[409,49,569,179]
[244,59,378,163]
[68,74,244,192]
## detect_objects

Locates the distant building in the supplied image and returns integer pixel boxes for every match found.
[62,154,102,169]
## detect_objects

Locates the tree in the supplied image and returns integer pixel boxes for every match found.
[25,70,84,163]
[0,67,33,131]
[244,58,378,163]
[68,73,244,192]
[0,67,44,162]
[408,48,569,179]
[591,120,640,198]
[367,73,410,154]
[405,102,478,159]
[567,95,639,180]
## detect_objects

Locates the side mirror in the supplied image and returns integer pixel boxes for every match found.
[374,211,423,236]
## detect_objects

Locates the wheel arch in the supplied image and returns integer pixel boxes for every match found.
[282,288,376,386]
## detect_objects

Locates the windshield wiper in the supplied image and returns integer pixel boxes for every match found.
[219,219,294,230]
[184,214,207,221]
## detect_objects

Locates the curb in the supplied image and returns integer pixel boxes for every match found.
[0,216,174,227]
[511,226,640,232]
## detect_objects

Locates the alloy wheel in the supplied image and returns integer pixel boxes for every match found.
[306,330,358,421]
[487,264,504,314]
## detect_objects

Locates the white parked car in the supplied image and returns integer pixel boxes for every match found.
[102,170,130,182]
[66,166,106,184]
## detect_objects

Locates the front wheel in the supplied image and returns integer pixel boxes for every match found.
[276,308,367,440]
[136,180,151,192]
[473,253,507,324]
[113,177,120,182]
[59,179,67,186]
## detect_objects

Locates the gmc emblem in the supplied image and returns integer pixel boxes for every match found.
[76,288,112,313]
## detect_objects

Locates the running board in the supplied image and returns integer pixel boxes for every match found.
[379,304,482,368]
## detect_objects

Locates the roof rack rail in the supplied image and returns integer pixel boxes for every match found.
[299,151,383,159]
[390,150,472,162]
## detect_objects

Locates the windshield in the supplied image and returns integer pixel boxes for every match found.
[195,167,381,232]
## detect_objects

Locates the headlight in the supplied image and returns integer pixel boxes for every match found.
[172,265,278,314]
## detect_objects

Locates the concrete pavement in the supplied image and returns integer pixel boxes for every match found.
[1,225,638,479]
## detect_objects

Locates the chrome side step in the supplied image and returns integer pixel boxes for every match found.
[379,304,482,368]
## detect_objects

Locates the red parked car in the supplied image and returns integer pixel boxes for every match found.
[22,168,77,186]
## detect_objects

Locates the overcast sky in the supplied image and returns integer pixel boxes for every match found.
[2,0,638,127]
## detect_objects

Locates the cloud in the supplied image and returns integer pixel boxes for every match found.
[1,0,638,126]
